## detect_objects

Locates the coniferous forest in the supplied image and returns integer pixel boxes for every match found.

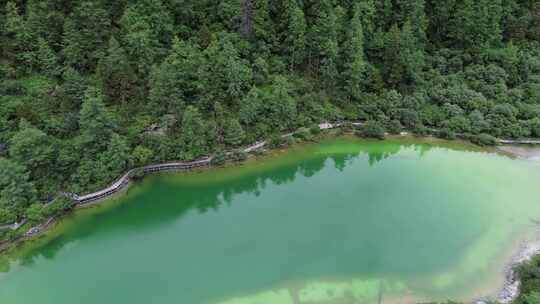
[1,0,540,240]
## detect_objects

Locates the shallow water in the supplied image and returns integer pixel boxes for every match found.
[1,138,540,304]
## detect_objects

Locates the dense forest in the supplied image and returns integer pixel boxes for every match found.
[1,0,540,236]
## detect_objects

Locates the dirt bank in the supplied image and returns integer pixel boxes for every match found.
[498,145,540,160]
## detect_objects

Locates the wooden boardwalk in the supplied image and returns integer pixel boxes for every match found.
[73,123,344,205]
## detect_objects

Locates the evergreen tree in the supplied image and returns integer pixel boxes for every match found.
[120,0,174,75]
[62,1,111,72]
[252,0,273,43]
[179,106,208,159]
[341,3,366,102]
[3,1,34,68]
[202,34,252,108]
[59,67,88,109]
[0,158,37,212]
[308,0,339,87]
[9,121,55,184]
[283,0,307,71]
[148,37,203,115]
[36,38,60,78]
[383,22,424,89]
[78,87,115,150]
[452,0,503,51]
[224,118,245,147]
[97,36,137,104]
[97,133,131,181]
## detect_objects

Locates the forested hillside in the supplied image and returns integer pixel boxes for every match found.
[1,0,540,226]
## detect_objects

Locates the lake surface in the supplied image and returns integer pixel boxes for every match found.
[1,138,540,304]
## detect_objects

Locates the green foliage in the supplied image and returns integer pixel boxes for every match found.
[210,150,227,166]
[267,134,288,149]
[229,149,247,162]
[310,124,321,135]
[358,121,385,140]
[470,134,498,146]
[0,158,36,212]
[179,106,208,160]
[62,1,111,72]
[293,127,313,141]
[25,203,45,224]
[97,37,137,104]
[131,146,154,166]
[387,120,402,134]
[515,256,540,304]
[79,87,115,150]
[224,118,245,147]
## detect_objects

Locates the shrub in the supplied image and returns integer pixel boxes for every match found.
[268,134,287,148]
[310,124,321,135]
[470,133,498,146]
[130,168,145,180]
[230,150,247,162]
[412,124,429,136]
[358,121,385,140]
[438,128,457,140]
[387,120,402,135]
[293,127,313,141]
[211,150,227,166]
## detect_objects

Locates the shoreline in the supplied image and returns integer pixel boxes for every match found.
[497,145,540,161]
[493,229,540,303]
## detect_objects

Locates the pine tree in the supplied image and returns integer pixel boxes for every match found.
[4,1,34,67]
[179,106,208,159]
[97,133,131,181]
[224,118,245,147]
[452,0,503,51]
[62,1,111,72]
[252,0,273,43]
[97,36,137,104]
[308,0,339,86]
[0,158,37,211]
[341,3,366,102]
[148,37,203,115]
[36,38,60,78]
[79,87,115,150]
[284,0,307,71]
[9,121,55,183]
[120,0,174,75]
[383,22,424,89]
[202,34,252,108]
[60,67,88,109]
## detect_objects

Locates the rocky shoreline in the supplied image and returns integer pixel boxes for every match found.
[496,234,540,303]
[497,145,540,161]
[477,145,540,304]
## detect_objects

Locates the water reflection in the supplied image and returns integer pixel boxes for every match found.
[0,142,436,269]
[2,141,492,304]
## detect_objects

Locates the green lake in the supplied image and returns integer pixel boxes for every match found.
[1,138,540,304]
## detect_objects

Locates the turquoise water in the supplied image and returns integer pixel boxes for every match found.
[1,139,539,304]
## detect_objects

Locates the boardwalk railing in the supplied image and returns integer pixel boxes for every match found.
[52,123,347,207]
